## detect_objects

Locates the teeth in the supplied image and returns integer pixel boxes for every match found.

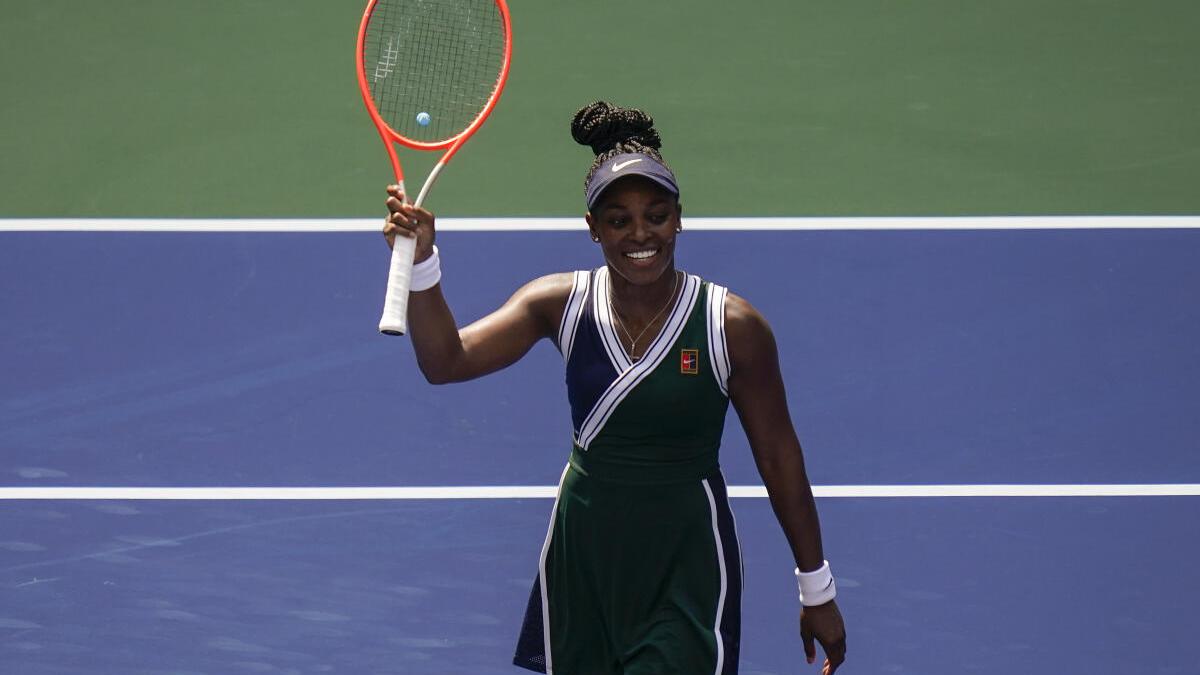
[625,249,658,260]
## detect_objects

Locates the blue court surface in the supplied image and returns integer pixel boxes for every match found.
[2,222,1199,674]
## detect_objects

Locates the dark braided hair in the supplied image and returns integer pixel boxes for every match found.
[571,101,672,193]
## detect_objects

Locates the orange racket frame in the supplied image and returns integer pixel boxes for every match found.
[356,0,513,334]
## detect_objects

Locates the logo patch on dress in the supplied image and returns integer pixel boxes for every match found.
[680,349,699,375]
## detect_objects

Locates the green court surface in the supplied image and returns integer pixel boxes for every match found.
[2,0,1198,218]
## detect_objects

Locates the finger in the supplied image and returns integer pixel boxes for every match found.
[383,210,418,236]
[383,224,416,239]
[392,205,430,231]
[385,187,410,212]
[380,220,397,249]
[387,196,418,218]
[388,204,420,227]
[397,201,422,221]
[385,217,417,237]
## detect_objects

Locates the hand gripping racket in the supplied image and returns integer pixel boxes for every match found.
[357,0,512,335]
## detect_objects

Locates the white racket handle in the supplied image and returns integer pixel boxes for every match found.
[378,233,416,335]
[377,164,447,335]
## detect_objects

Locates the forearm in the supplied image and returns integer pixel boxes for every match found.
[724,293,829,573]
[404,272,565,384]
[756,445,826,573]
[406,284,468,384]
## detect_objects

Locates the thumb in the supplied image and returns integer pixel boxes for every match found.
[800,617,816,665]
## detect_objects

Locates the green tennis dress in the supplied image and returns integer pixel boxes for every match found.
[513,267,743,675]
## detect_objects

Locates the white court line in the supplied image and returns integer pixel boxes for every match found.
[0,484,1197,500]
[0,216,1199,232]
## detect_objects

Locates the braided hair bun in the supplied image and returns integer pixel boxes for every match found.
[571,101,671,194]
[571,101,662,157]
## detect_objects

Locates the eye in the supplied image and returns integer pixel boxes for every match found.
[606,216,628,228]
[648,212,669,225]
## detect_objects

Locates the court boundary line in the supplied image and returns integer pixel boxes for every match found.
[1,484,1198,500]
[1,216,1199,232]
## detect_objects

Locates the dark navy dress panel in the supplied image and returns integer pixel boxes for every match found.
[565,271,620,437]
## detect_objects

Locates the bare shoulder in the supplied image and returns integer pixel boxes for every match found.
[513,271,578,334]
[519,271,576,307]
[723,290,782,385]
[724,291,775,348]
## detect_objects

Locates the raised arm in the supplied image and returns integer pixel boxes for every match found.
[383,185,571,383]
[724,292,847,674]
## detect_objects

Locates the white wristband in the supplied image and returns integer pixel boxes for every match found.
[795,561,837,606]
[410,245,442,292]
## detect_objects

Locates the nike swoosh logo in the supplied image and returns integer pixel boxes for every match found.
[611,159,643,172]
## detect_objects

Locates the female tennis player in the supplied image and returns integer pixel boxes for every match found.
[382,101,847,675]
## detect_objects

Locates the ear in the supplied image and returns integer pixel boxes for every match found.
[585,212,600,242]
[675,202,684,232]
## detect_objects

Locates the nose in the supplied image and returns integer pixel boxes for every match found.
[630,217,653,243]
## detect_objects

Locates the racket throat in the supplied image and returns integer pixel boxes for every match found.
[413,161,447,208]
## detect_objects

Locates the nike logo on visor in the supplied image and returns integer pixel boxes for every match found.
[611,159,643,172]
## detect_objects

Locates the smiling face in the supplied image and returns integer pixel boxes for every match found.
[585,175,682,287]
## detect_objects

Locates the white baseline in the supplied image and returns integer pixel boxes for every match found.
[0,484,1198,500]
[1,216,1199,232]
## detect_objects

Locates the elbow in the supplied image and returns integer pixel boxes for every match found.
[415,333,469,385]
[420,367,454,385]
[418,360,465,385]
[413,352,458,385]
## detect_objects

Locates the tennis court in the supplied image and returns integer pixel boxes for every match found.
[3,2,1199,674]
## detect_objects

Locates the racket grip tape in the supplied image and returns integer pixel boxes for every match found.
[378,234,416,335]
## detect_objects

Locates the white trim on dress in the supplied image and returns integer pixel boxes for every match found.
[536,464,571,674]
[702,478,729,675]
[705,283,731,395]
[557,271,590,365]
[576,273,702,450]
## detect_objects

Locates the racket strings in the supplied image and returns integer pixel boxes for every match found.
[364,0,505,142]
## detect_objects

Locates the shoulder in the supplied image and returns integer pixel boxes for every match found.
[518,271,578,301]
[512,271,582,334]
[723,291,773,342]
[722,291,778,372]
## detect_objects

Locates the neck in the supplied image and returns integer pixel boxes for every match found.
[608,266,679,320]
[607,267,681,360]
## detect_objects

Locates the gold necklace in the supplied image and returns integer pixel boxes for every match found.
[608,270,680,361]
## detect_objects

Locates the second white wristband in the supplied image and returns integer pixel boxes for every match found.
[410,245,442,292]
[795,560,837,606]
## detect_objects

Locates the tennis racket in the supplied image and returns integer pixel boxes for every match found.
[356,0,512,335]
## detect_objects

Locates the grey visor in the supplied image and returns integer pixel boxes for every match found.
[585,153,679,210]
